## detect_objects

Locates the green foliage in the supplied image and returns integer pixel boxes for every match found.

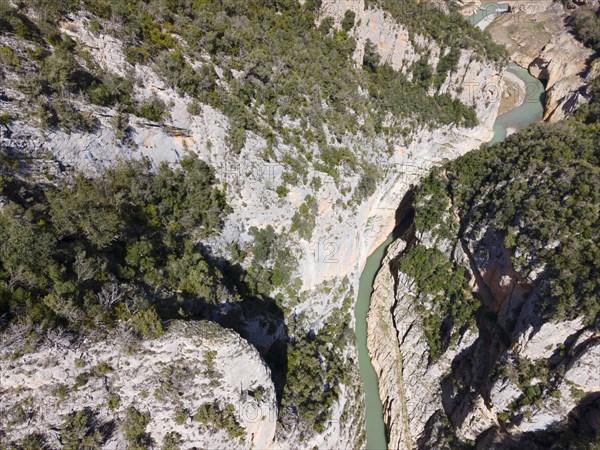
[87,75,134,109]
[341,10,356,32]
[74,371,91,388]
[0,0,43,43]
[44,96,97,132]
[108,393,121,410]
[399,245,477,360]
[282,306,354,429]
[203,349,217,377]
[290,195,318,240]
[19,433,46,450]
[60,409,102,450]
[276,185,289,198]
[0,112,11,124]
[436,47,461,87]
[137,95,167,122]
[155,50,216,100]
[53,383,69,402]
[362,39,381,72]
[0,45,20,69]
[131,307,164,339]
[365,0,507,63]
[161,432,182,450]
[412,93,600,326]
[174,407,188,425]
[366,63,478,130]
[194,402,245,440]
[249,225,276,262]
[122,407,151,449]
[245,227,296,295]
[0,154,229,333]
[569,7,600,52]
[41,48,90,93]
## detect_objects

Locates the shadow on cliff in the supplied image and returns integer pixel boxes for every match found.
[157,246,289,406]
[207,254,288,405]
[476,392,600,449]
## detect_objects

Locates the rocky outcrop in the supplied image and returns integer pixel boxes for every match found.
[487,0,598,122]
[0,321,277,449]
[367,196,600,449]
[0,2,505,447]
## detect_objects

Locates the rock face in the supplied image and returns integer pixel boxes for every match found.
[487,0,598,122]
[0,1,505,448]
[0,321,278,449]
[368,191,599,448]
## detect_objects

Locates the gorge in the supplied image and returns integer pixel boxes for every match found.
[0,0,598,448]
[357,51,545,450]
[362,2,600,449]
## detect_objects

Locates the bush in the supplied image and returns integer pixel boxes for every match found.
[0,155,229,333]
[161,432,182,450]
[137,95,167,122]
[108,393,121,410]
[341,10,356,32]
[60,409,101,450]
[131,307,164,339]
[290,195,317,240]
[194,402,245,440]
[569,7,600,52]
[20,434,46,450]
[122,407,151,448]
[0,112,11,124]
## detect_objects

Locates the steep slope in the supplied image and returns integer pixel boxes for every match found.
[0,321,278,449]
[368,87,600,448]
[0,0,508,447]
[488,0,600,122]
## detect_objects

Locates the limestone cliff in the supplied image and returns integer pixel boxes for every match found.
[487,0,600,122]
[368,114,600,448]
[0,0,505,447]
[0,321,278,449]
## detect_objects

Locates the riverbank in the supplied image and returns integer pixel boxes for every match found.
[499,69,526,115]
[487,0,597,121]
[358,7,549,448]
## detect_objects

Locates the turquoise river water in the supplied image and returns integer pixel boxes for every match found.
[353,27,545,450]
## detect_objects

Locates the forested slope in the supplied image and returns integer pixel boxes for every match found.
[368,77,600,449]
[0,0,507,447]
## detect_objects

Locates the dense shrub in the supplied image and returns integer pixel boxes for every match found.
[60,409,102,450]
[122,407,151,449]
[399,245,477,360]
[194,402,245,440]
[0,155,229,333]
[569,7,600,52]
[282,305,354,429]
[412,92,600,327]
[137,95,167,122]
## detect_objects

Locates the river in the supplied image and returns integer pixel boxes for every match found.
[353,18,546,450]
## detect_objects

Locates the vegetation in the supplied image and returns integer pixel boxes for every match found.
[245,226,297,294]
[60,409,102,450]
[0,0,491,197]
[411,83,600,337]
[194,401,245,440]
[161,432,182,450]
[122,407,151,449]
[365,0,507,63]
[0,154,229,334]
[282,303,355,431]
[137,95,167,123]
[568,6,600,52]
[290,195,318,240]
[398,245,477,360]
